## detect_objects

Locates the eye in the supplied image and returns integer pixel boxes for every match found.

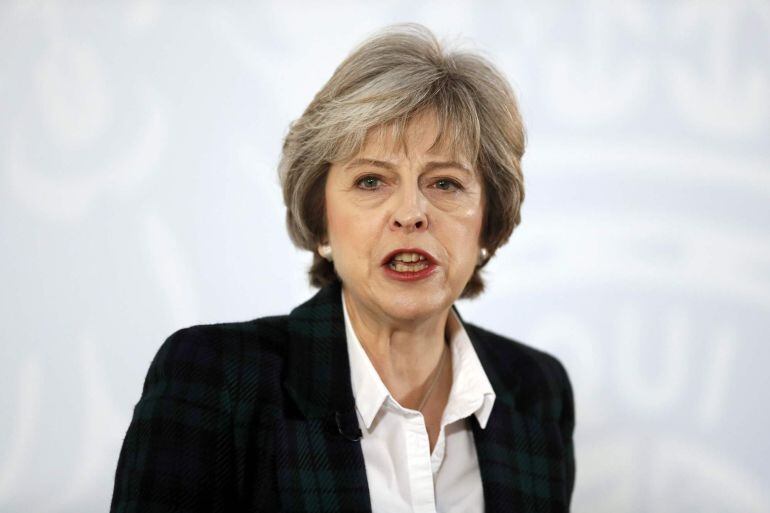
[355,175,383,190]
[433,178,463,192]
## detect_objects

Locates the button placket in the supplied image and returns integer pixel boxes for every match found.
[403,412,436,513]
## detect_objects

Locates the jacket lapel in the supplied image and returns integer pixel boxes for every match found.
[456,308,569,513]
[281,279,372,513]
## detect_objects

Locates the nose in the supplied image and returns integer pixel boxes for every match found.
[389,182,428,233]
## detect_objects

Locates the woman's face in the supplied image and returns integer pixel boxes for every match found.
[324,111,485,323]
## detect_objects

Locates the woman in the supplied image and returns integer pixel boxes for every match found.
[110,23,575,513]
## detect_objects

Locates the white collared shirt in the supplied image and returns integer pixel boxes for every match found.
[342,291,496,513]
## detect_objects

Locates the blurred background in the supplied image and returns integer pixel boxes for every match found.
[1,1,769,512]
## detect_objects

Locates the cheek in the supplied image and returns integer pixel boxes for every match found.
[451,202,484,235]
[329,206,374,240]
[325,185,358,239]
[327,199,385,262]
[445,208,484,266]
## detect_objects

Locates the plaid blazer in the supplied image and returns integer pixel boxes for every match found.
[111,279,575,512]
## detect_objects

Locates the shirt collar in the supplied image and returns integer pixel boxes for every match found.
[342,289,496,431]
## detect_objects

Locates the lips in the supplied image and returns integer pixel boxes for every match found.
[380,248,438,266]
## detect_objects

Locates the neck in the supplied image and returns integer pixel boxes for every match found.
[342,287,456,409]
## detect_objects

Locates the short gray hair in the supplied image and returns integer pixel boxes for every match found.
[279,23,525,298]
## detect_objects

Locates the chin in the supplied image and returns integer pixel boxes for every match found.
[379,290,450,320]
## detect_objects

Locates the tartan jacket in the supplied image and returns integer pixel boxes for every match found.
[110,279,575,512]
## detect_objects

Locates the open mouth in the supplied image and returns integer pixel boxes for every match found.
[385,251,431,272]
[381,250,437,280]
[387,259,430,273]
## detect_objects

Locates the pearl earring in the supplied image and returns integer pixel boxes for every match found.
[478,247,489,266]
[318,244,333,261]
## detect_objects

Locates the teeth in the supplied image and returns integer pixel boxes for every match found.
[389,261,429,272]
[392,252,427,263]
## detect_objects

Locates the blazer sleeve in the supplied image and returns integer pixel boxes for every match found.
[556,358,576,506]
[110,327,238,513]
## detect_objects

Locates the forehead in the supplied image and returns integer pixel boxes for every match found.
[356,110,473,166]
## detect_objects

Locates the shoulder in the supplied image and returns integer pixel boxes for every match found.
[463,321,573,423]
[147,315,290,379]
[140,315,291,411]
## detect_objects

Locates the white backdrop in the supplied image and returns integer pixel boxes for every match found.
[1,1,769,512]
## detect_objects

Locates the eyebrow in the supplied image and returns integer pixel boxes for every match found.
[344,158,472,175]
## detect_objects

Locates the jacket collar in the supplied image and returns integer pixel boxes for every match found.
[452,305,522,410]
[283,279,356,419]
[283,280,520,420]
